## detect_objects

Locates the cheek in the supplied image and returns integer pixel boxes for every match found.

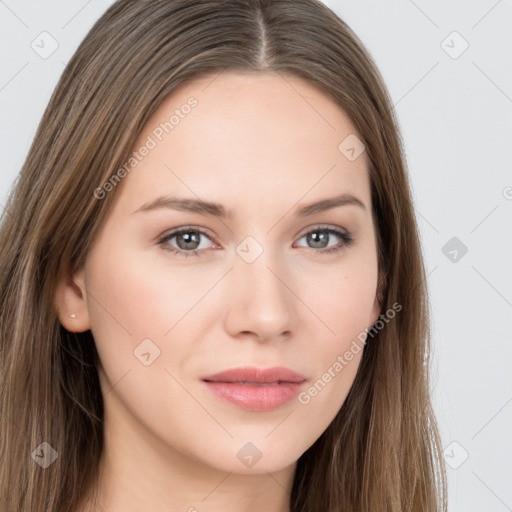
[86,243,183,337]
[85,246,219,380]
[83,246,164,382]
[84,248,203,437]
[294,289,371,433]
[296,258,377,409]
[303,254,378,345]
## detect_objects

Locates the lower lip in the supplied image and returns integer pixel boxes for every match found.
[202,381,304,411]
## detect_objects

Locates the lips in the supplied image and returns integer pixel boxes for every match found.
[201,366,306,412]
[201,366,306,384]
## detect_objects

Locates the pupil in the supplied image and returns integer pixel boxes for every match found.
[178,231,200,250]
[308,231,328,248]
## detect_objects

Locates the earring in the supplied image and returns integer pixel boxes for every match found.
[69,313,76,319]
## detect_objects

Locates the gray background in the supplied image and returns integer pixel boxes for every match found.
[1,1,511,510]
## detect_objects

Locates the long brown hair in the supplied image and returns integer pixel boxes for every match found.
[0,1,447,510]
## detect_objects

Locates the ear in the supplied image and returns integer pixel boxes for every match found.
[54,264,90,332]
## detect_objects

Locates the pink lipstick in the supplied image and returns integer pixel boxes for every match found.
[201,366,306,412]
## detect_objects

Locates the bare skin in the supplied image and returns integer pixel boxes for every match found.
[56,71,381,512]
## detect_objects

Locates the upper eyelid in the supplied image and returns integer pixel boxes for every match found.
[296,224,349,237]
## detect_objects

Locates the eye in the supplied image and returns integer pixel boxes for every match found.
[158,227,217,258]
[294,225,354,255]
[158,225,354,258]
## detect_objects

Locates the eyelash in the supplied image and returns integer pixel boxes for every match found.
[157,225,354,258]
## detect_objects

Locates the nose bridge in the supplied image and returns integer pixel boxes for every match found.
[225,234,294,339]
[236,236,289,305]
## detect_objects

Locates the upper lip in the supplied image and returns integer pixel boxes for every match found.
[202,366,306,384]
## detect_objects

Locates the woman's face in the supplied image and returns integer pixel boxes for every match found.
[61,71,381,475]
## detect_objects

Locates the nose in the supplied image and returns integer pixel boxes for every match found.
[223,244,296,343]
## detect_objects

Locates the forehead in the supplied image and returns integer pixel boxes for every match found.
[113,71,370,217]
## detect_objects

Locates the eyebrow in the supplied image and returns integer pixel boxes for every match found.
[132,192,366,218]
